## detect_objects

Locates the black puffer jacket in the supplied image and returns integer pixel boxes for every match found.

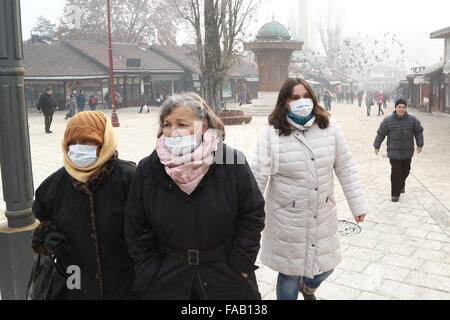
[37,93,56,114]
[31,154,137,299]
[125,143,265,300]
[373,111,424,160]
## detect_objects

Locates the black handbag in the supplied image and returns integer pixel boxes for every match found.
[26,254,68,300]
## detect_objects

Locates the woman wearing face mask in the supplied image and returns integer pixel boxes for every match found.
[251,78,368,300]
[31,111,137,299]
[125,92,265,300]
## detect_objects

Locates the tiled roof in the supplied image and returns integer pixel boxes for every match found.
[430,26,450,39]
[149,45,201,74]
[23,42,108,78]
[229,56,258,78]
[151,45,259,79]
[66,40,183,72]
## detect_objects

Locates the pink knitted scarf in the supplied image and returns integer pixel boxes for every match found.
[156,129,220,195]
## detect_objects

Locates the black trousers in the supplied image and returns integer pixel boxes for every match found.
[44,113,53,132]
[390,159,412,197]
[378,104,384,115]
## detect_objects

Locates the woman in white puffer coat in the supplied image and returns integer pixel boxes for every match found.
[251,78,368,300]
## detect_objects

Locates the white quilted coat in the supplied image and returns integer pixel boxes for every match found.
[250,116,368,278]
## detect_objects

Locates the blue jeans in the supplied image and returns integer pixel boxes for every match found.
[276,270,334,300]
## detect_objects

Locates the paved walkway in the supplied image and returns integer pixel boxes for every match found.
[1,102,449,300]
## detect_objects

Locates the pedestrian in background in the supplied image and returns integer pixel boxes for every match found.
[139,92,149,113]
[115,91,123,109]
[383,91,388,109]
[393,91,398,104]
[239,91,247,106]
[37,88,57,134]
[350,90,355,104]
[125,92,265,300]
[88,93,98,111]
[373,99,424,202]
[31,111,137,299]
[251,78,368,300]
[365,91,374,116]
[65,94,76,120]
[357,89,364,107]
[377,91,385,116]
[104,91,112,109]
[76,90,86,113]
[323,90,331,111]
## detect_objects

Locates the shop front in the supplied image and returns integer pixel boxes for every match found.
[25,80,66,109]
[151,74,182,104]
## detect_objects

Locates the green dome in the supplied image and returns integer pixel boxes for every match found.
[256,21,291,40]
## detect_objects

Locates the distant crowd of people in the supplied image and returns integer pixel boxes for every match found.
[314,88,402,117]
[37,87,172,133]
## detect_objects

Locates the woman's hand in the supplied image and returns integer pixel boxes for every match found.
[241,273,248,279]
[355,214,366,224]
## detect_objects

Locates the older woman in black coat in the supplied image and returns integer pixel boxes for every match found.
[125,92,265,300]
[31,111,136,299]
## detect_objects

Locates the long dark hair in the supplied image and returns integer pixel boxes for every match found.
[269,78,330,136]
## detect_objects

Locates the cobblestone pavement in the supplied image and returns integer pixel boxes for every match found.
[1,102,449,300]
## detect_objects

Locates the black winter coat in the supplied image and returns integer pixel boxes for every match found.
[125,143,265,300]
[37,93,56,114]
[31,154,137,299]
[76,94,86,108]
[373,111,424,160]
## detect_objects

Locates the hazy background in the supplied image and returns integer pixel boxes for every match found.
[20,0,449,67]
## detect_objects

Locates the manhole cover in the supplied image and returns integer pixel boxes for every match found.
[338,220,361,237]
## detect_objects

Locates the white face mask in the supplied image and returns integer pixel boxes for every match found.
[165,132,202,156]
[290,98,314,117]
[68,145,99,168]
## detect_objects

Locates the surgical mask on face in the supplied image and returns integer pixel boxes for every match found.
[165,131,202,156]
[290,98,314,117]
[68,145,99,168]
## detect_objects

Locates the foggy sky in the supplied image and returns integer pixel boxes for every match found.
[20,0,450,68]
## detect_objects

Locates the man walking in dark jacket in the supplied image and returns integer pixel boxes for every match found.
[37,88,57,133]
[76,90,86,113]
[373,99,424,202]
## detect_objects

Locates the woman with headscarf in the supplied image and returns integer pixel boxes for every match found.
[251,78,368,300]
[125,92,265,300]
[31,111,136,299]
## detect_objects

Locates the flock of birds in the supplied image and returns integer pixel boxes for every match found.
[299,32,408,76]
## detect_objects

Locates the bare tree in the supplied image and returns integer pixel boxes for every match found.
[170,0,258,113]
[56,0,178,45]
[318,2,343,68]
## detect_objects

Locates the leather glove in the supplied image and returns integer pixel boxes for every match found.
[42,231,71,257]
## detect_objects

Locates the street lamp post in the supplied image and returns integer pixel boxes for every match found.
[0,0,38,299]
[107,0,120,127]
